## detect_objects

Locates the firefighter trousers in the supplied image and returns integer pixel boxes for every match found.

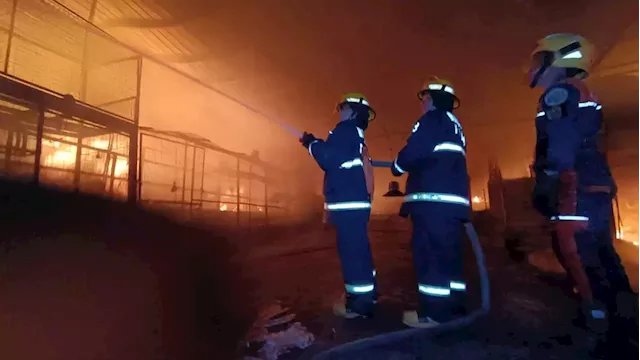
[554,192,632,316]
[410,206,466,322]
[331,209,376,314]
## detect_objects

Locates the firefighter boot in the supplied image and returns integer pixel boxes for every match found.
[582,300,608,335]
[450,288,468,317]
[609,291,640,352]
[402,310,441,329]
[333,293,374,319]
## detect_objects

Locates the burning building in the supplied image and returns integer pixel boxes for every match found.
[591,20,639,246]
[0,0,295,227]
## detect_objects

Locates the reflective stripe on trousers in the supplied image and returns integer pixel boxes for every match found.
[450,281,466,291]
[403,192,470,206]
[418,281,466,297]
[345,270,377,295]
[345,283,375,294]
[551,215,589,221]
[325,201,371,211]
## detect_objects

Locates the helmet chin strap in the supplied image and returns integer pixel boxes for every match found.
[529,65,548,88]
[356,116,369,130]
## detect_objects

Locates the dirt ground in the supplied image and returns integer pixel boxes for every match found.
[0,180,637,360]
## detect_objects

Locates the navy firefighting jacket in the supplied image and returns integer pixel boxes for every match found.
[392,109,470,217]
[308,120,374,212]
[533,79,616,218]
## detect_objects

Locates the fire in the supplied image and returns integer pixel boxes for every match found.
[44,147,75,168]
[51,150,74,164]
[220,203,228,212]
[472,196,481,204]
[113,158,128,177]
[42,137,129,179]
[617,225,639,247]
[90,139,110,150]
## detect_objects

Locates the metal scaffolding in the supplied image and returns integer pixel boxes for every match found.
[0,72,138,201]
[139,127,287,226]
[0,0,141,201]
[0,0,291,224]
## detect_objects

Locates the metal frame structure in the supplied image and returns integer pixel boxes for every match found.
[0,0,142,201]
[0,0,292,226]
[0,72,138,201]
[138,127,286,226]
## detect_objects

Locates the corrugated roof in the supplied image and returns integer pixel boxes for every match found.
[593,20,639,78]
[56,0,225,84]
[0,0,231,120]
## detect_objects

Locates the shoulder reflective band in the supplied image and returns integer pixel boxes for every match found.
[393,158,405,174]
[325,201,371,211]
[418,284,451,297]
[446,112,466,146]
[450,281,466,291]
[578,101,602,110]
[345,283,375,294]
[427,83,455,95]
[345,97,370,106]
[340,158,364,169]
[537,101,602,117]
[404,192,470,206]
[433,142,466,155]
[550,215,589,221]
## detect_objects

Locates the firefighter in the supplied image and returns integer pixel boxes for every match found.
[391,77,471,328]
[299,93,378,318]
[529,34,634,347]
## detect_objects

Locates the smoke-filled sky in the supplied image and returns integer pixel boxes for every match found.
[119,0,638,198]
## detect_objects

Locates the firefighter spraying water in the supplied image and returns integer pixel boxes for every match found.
[311,81,490,355]
[299,93,379,319]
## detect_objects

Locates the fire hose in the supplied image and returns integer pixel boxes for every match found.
[245,104,491,353]
[121,38,489,348]
[312,222,491,359]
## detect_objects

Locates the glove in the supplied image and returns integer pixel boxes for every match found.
[300,132,318,148]
[532,171,560,217]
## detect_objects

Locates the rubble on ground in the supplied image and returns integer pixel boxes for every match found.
[242,300,315,360]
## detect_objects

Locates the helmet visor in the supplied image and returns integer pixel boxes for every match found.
[530,51,554,73]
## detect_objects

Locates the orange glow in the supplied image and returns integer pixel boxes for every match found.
[90,139,110,150]
[616,215,639,247]
[113,159,128,177]
[44,144,75,168]
[220,203,228,212]
[52,150,74,164]
[472,196,481,204]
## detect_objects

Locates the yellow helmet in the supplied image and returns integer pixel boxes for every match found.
[336,92,376,121]
[530,33,595,76]
[417,76,460,109]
